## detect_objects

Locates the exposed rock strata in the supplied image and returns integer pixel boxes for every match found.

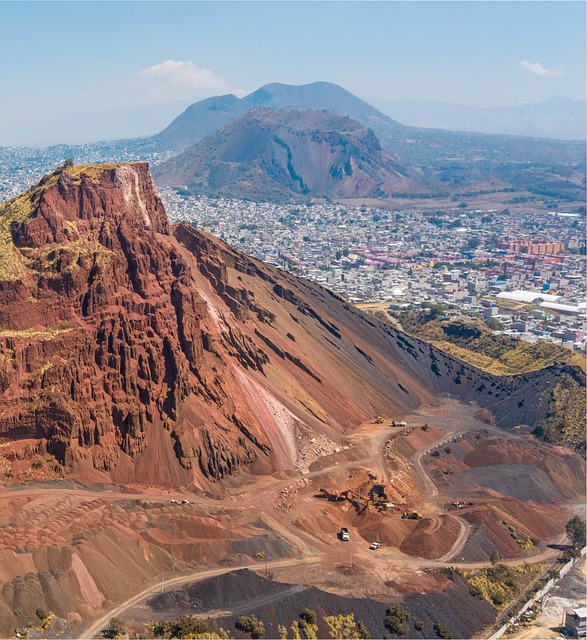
[154,108,422,199]
[0,163,579,488]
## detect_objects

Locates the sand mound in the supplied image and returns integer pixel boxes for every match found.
[399,515,462,559]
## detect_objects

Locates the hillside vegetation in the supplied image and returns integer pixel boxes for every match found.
[389,311,584,372]
[384,309,586,452]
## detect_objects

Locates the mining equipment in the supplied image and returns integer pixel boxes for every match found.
[402,511,423,520]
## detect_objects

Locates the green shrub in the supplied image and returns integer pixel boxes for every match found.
[433,622,456,639]
[236,615,265,639]
[300,609,317,625]
[384,605,409,636]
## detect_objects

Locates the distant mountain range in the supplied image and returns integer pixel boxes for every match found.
[154,109,423,200]
[371,95,586,141]
[1,82,584,203]
[151,81,584,200]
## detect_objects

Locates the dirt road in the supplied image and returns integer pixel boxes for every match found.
[2,398,573,638]
[79,557,321,640]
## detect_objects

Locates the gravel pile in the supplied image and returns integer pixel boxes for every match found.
[148,568,497,639]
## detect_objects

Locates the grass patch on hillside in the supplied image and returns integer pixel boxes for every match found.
[380,309,586,452]
[0,163,124,282]
[0,325,74,339]
[27,234,113,276]
[0,171,60,280]
[385,310,584,376]
[536,372,586,453]
[462,562,547,610]
[66,162,136,181]
[429,338,584,376]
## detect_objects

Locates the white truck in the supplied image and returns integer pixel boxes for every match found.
[340,527,350,541]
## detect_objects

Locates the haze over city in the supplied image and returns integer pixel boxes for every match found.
[0,2,585,639]
[1,1,585,145]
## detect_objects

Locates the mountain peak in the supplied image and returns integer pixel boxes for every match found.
[1,162,168,261]
[155,80,401,153]
[154,108,416,200]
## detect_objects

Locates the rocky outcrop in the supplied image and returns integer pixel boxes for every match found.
[154,109,422,200]
[0,163,425,488]
[0,163,576,489]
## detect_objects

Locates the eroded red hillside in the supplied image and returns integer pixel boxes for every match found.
[0,163,439,490]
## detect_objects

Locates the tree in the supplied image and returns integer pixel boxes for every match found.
[300,609,317,625]
[324,614,364,639]
[490,549,500,565]
[484,316,503,331]
[175,615,209,638]
[63,158,74,168]
[566,515,586,549]
[384,605,409,636]
[236,615,265,639]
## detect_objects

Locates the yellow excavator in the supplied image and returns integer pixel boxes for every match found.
[374,416,385,424]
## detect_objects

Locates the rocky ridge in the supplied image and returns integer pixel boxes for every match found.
[0,163,425,489]
[0,163,579,490]
[154,108,421,200]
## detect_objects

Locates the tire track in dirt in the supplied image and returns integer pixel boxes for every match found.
[79,557,321,640]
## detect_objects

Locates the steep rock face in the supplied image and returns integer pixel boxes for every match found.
[0,163,578,489]
[0,164,211,485]
[0,163,429,489]
[154,109,421,200]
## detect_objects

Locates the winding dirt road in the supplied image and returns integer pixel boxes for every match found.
[1,401,572,639]
[79,557,321,640]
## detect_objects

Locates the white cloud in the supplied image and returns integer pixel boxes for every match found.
[519,60,564,77]
[136,60,232,100]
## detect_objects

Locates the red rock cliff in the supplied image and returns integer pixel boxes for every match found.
[0,163,437,489]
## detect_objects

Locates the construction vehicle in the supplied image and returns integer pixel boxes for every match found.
[374,416,385,424]
[340,527,350,541]
[402,511,423,520]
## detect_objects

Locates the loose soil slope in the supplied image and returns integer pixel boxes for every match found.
[154,108,420,200]
[146,568,496,640]
[0,163,578,489]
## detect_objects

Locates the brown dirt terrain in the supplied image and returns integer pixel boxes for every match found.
[0,165,584,638]
[399,515,463,559]
[0,399,583,638]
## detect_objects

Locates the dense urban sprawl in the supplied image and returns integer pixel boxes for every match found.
[0,150,584,351]
[160,189,587,351]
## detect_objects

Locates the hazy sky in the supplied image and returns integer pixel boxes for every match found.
[1,1,585,146]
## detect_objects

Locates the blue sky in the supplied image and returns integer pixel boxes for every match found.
[1,1,585,145]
